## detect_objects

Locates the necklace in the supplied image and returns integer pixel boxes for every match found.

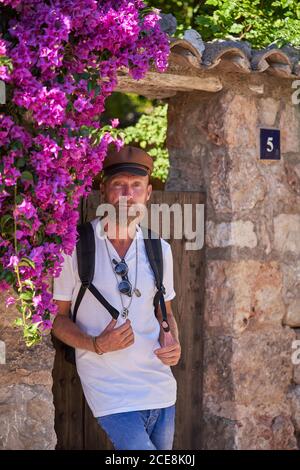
[104,235,141,319]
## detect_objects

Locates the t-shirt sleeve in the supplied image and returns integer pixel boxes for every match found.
[162,243,176,302]
[52,249,76,301]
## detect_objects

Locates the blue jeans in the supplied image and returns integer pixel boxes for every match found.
[97,405,176,450]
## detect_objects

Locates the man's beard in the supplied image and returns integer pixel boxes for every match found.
[113,202,144,225]
[114,201,146,227]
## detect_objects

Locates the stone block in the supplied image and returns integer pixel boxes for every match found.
[203,332,235,404]
[280,104,300,154]
[226,261,286,333]
[206,220,257,248]
[281,261,300,304]
[224,95,258,149]
[204,261,234,332]
[274,214,300,255]
[259,98,279,126]
[232,326,295,406]
[0,384,56,450]
[235,407,297,450]
[228,155,267,212]
[283,299,300,327]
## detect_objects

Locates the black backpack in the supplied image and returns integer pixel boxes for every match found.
[64,221,169,364]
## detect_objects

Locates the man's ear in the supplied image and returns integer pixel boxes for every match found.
[146,183,152,202]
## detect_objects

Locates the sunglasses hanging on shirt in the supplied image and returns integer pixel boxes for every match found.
[113,259,141,298]
[104,236,141,319]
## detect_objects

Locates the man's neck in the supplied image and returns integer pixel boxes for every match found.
[103,221,138,258]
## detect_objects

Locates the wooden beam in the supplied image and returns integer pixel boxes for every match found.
[116,71,222,94]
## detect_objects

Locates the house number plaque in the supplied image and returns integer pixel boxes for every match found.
[260,128,280,160]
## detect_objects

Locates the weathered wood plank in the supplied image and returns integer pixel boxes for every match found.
[52,337,85,450]
[83,400,114,450]
[116,72,222,94]
[149,191,205,450]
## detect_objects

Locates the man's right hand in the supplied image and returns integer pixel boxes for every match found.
[95,318,134,353]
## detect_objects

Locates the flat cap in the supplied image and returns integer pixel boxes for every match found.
[102,145,153,178]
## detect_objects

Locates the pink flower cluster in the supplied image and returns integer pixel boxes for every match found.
[0,0,169,341]
[0,36,11,80]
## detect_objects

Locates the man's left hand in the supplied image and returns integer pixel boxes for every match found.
[154,342,181,366]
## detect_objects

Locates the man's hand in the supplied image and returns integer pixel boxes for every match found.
[95,318,134,353]
[154,341,181,367]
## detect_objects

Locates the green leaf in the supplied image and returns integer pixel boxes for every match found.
[23,322,42,347]
[80,72,90,80]
[18,256,36,269]
[20,291,33,302]
[21,171,34,181]
[19,216,33,229]
[23,279,35,289]
[73,72,81,82]
[34,230,44,245]
[15,158,26,168]
[11,140,23,150]
[13,318,23,327]
[4,270,15,284]
[94,85,101,96]
[1,214,13,230]
[229,23,244,33]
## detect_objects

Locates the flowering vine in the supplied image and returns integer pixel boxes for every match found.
[0,0,169,346]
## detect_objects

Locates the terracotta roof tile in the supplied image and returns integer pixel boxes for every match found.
[169,34,300,79]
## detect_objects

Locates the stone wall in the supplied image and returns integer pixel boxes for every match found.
[166,71,300,449]
[0,287,56,450]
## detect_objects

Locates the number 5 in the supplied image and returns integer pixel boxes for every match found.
[267,137,274,152]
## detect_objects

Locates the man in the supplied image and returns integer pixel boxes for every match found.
[52,145,181,450]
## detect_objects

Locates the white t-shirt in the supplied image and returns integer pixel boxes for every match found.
[53,218,177,417]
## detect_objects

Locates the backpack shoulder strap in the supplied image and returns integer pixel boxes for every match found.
[141,227,169,332]
[141,227,163,290]
[77,222,95,287]
[71,222,94,323]
[72,221,119,323]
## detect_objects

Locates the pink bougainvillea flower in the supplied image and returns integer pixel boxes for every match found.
[0,280,11,293]
[32,295,42,308]
[110,118,119,128]
[5,296,16,307]
[7,255,19,268]
[0,0,170,345]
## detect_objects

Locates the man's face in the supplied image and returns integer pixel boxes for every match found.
[100,172,152,226]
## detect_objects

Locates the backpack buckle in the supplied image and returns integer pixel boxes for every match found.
[160,284,166,295]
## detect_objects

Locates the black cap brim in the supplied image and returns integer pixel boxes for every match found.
[103,163,149,177]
